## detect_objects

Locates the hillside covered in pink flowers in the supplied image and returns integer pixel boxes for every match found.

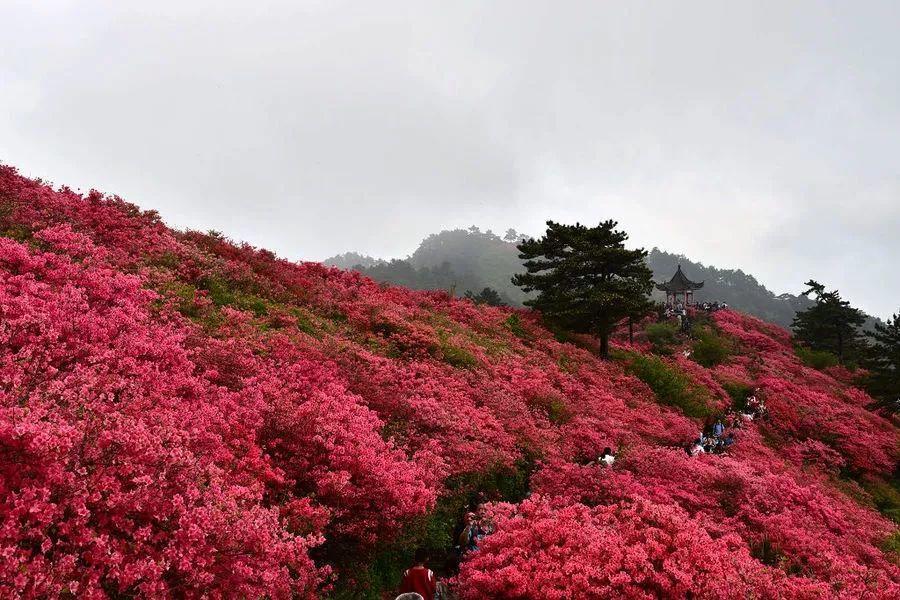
[1,164,898,599]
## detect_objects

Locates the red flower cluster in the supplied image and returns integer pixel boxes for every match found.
[0,165,897,598]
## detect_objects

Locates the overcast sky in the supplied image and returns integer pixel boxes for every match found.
[2,1,898,318]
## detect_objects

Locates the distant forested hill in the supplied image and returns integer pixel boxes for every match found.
[325,228,823,328]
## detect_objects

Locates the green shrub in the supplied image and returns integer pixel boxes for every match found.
[622,352,712,418]
[198,275,235,307]
[881,531,900,560]
[440,339,478,369]
[504,313,530,339]
[864,479,900,523]
[0,223,32,242]
[232,293,268,317]
[293,309,317,336]
[557,353,577,373]
[795,346,839,370]
[645,321,679,354]
[196,275,270,318]
[147,251,180,269]
[691,328,732,367]
[529,394,572,425]
[720,380,753,409]
[158,282,202,319]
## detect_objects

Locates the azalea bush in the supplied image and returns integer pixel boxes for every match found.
[0,164,898,598]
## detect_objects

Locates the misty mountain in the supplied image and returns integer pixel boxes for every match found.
[325,228,828,328]
[322,252,385,270]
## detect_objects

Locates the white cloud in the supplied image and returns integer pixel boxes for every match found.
[1,0,898,317]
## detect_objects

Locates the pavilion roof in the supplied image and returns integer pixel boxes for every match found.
[655,265,704,292]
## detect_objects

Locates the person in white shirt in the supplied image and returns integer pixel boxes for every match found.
[689,439,706,456]
[599,447,616,466]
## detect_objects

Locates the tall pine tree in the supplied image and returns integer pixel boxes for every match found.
[792,280,865,364]
[512,220,653,358]
[862,310,900,414]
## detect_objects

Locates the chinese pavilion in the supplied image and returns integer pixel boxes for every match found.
[656,265,704,306]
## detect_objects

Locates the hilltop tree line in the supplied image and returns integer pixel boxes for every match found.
[327,227,851,328]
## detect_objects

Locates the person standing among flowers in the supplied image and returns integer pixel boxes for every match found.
[399,549,437,600]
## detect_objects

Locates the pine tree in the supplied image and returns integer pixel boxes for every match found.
[792,280,866,364]
[862,310,900,414]
[512,220,653,358]
[464,287,506,307]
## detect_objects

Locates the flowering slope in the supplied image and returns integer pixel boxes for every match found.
[0,165,897,599]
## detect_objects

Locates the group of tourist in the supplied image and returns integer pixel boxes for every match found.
[662,301,688,320]
[698,301,728,312]
[687,419,736,456]
[456,511,493,555]
[661,302,694,333]
[741,393,767,421]
[685,392,767,457]
[661,299,728,321]
[395,511,496,600]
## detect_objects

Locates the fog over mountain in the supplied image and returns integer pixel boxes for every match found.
[3,1,899,319]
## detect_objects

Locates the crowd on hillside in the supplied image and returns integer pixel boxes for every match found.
[686,392,767,456]
[662,300,729,332]
[698,301,728,312]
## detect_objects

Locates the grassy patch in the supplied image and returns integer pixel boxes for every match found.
[464,331,510,357]
[504,313,530,340]
[197,274,269,317]
[691,326,732,367]
[882,531,900,564]
[720,379,754,409]
[557,353,577,373]
[620,352,713,418]
[528,394,572,425]
[0,202,33,242]
[440,340,478,369]
[146,250,180,269]
[645,321,679,354]
[292,308,318,336]
[0,223,32,242]
[863,478,900,524]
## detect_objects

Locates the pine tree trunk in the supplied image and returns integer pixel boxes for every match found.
[599,332,610,359]
[837,331,844,364]
[628,318,634,344]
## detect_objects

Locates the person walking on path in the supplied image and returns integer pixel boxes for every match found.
[399,549,437,600]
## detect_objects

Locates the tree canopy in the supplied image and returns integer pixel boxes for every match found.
[512,220,653,358]
[862,310,900,414]
[792,280,866,364]
[464,287,506,307]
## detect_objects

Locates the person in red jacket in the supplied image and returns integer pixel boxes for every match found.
[399,549,437,600]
